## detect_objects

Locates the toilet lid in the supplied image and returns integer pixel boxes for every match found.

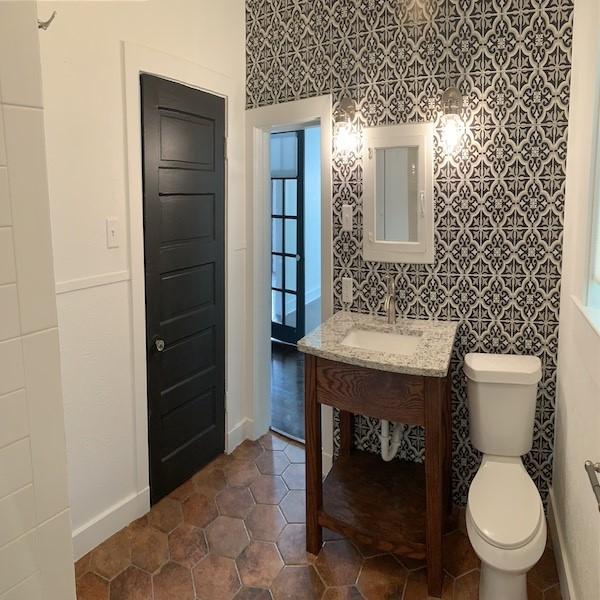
[468,459,542,550]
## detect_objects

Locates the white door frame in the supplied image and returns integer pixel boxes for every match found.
[123,42,246,514]
[245,96,334,471]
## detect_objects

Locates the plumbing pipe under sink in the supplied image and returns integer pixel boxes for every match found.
[380,419,403,461]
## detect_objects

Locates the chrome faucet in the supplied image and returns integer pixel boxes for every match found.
[383,275,397,325]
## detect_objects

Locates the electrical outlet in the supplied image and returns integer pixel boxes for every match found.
[342,204,353,232]
[342,277,353,304]
[106,217,119,249]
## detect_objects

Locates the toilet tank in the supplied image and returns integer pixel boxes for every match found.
[464,353,542,457]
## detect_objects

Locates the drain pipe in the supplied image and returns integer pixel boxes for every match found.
[380,420,402,462]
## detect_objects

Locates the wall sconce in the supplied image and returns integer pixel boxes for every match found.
[441,86,464,153]
[334,97,359,155]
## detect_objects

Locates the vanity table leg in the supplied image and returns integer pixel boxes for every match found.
[424,377,444,598]
[443,376,453,521]
[305,354,323,555]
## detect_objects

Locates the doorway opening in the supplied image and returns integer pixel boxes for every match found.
[269,125,321,442]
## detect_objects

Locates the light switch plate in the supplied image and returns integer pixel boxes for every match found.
[342,277,353,304]
[342,204,353,232]
[106,217,119,249]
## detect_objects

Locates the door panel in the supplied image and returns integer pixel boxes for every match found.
[160,195,215,241]
[142,74,225,503]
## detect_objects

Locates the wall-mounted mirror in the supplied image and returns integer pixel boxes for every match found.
[363,122,434,264]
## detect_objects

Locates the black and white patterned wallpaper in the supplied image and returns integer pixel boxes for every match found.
[246,0,573,505]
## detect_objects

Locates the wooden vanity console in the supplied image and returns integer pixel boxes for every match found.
[303,344,453,597]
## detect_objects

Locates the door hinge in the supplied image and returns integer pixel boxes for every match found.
[224,137,228,161]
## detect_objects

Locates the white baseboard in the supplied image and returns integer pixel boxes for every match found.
[71,487,150,560]
[227,417,255,451]
[305,289,321,306]
[548,486,576,600]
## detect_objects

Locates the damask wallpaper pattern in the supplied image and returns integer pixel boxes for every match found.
[246,0,574,505]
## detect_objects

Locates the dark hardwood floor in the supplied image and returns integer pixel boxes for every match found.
[271,341,305,441]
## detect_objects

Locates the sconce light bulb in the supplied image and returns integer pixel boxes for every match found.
[335,121,359,155]
[442,113,463,154]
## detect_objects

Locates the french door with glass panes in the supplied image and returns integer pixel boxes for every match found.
[271,130,305,344]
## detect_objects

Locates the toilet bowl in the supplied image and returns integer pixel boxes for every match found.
[464,353,545,600]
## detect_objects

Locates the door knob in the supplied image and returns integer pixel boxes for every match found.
[154,338,165,352]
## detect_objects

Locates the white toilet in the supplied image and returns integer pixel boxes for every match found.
[464,353,546,600]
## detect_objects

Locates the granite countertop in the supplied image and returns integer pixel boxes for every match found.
[298,311,458,378]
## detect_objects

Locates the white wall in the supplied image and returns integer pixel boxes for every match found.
[552,1,600,599]
[38,0,247,558]
[304,125,321,310]
[0,2,75,598]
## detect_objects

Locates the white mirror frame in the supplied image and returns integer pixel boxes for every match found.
[362,122,434,264]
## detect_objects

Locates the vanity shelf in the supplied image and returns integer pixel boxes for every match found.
[319,450,427,558]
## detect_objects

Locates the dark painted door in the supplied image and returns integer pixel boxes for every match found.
[270,130,305,344]
[141,74,225,503]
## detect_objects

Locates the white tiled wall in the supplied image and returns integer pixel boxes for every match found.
[0,2,75,598]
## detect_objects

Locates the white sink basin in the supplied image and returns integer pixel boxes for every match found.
[340,327,422,356]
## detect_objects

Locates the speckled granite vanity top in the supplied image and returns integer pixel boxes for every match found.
[298,311,458,377]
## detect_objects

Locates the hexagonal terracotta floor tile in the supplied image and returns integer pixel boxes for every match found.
[148,497,183,533]
[193,554,241,600]
[245,504,287,541]
[541,584,562,600]
[528,546,560,592]
[76,572,109,600]
[284,444,305,464]
[232,440,264,461]
[271,565,325,600]
[352,541,385,560]
[280,490,306,523]
[217,486,255,518]
[236,540,284,588]
[127,515,148,536]
[454,570,480,600]
[259,433,288,451]
[250,475,289,504]
[130,524,169,574]
[356,555,407,600]
[322,587,364,600]
[207,453,236,470]
[282,463,306,490]
[75,552,92,580]
[206,516,250,558]
[315,540,362,586]
[152,561,194,600]
[277,524,310,565]
[255,451,290,475]
[168,522,208,567]
[90,528,130,580]
[182,492,218,528]
[109,566,151,600]
[193,468,227,497]
[442,529,480,578]
[169,479,196,503]
[226,460,261,487]
[403,567,454,599]
[234,588,273,600]
[394,553,425,571]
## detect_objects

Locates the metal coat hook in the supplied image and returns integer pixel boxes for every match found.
[38,11,57,30]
